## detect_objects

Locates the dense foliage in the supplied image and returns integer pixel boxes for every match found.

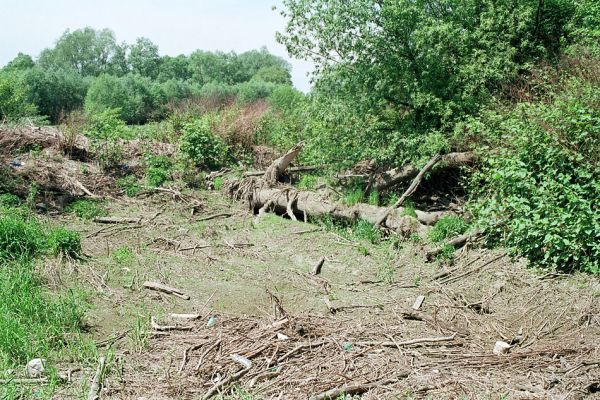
[1,28,292,123]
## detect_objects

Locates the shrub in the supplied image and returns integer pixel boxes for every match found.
[429,216,469,243]
[145,155,173,187]
[180,118,229,170]
[117,175,141,197]
[469,77,600,273]
[0,71,37,120]
[47,227,81,259]
[66,199,106,220]
[84,108,127,169]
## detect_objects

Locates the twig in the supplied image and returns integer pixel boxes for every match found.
[309,375,408,400]
[198,213,233,222]
[143,281,190,300]
[195,339,222,371]
[87,356,106,400]
[355,333,457,347]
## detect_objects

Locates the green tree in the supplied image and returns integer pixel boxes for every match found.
[22,67,89,123]
[158,55,191,81]
[276,0,575,166]
[252,65,292,85]
[3,53,34,71]
[38,27,121,76]
[0,71,37,120]
[128,37,161,79]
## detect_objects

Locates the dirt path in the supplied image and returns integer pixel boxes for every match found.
[52,191,600,399]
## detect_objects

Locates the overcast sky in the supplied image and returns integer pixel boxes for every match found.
[0,0,314,92]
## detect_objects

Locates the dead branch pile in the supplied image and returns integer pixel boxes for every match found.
[111,311,598,399]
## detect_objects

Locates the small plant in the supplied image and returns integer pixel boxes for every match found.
[66,200,107,220]
[112,246,135,266]
[47,227,82,259]
[145,155,173,188]
[352,220,382,244]
[129,314,149,353]
[401,200,418,218]
[377,263,396,284]
[117,175,141,197]
[213,176,224,191]
[0,211,44,260]
[343,188,364,206]
[437,244,456,262]
[181,118,229,170]
[59,110,87,157]
[367,189,380,206]
[297,174,318,190]
[85,108,127,170]
[428,216,469,243]
[0,193,21,207]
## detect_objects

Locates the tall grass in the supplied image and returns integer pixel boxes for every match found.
[0,205,89,391]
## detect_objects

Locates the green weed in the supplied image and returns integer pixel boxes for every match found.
[145,155,174,188]
[66,199,107,220]
[112,246,135,266]
[47,227,82,259]
[117,175,141,197]
[428,216,468,243]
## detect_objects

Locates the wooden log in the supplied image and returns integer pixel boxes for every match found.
[425,229,481,261]
[228,181,448,233]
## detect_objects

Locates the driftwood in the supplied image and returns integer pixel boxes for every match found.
[143,281,190,300]
[374,152,477,192]
[92,216,140,224]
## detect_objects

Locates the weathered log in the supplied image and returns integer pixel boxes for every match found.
[227,179,449,234]
[374,152,478,192]
[263,141,305,184]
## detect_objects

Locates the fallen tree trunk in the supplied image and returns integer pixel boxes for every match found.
[263,141,305,185]
[243,165,317,177]
[227,179,449,234]
[374,152,477,192]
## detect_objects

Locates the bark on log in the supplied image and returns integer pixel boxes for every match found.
[374,152,477,192]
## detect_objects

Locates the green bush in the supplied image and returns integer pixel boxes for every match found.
[47,227,82,259]
[469,77,600,273]
[117,175,141,197]
[145,155,173,187]
[84,108,127,169]
[0,71,38,120]
[0,194,21,208]
[66,199,107,220]
[180,118,229,170]
[429,216,469,243]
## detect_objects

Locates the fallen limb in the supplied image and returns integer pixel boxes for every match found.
[312,257,326,275]
[374,152,477,192]
[87,356,106,400]
[426,229,481,261]
[198,212,233,222]
[150,316,193,332]
[227,179,446,234]
[376,154,441,226]
[309,375,408,400]
[92,216,140,224]
[244,165,317,177]
[143,281,190,300]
